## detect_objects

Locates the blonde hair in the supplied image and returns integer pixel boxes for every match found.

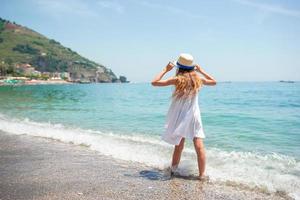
[172,68,203,99]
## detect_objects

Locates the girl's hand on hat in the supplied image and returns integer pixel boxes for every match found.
[195,64,216,85]
[164,62,175,72]
[195,64,203,73]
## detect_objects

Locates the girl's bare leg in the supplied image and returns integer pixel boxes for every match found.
[193,137,206,177]
[171,138,185,167]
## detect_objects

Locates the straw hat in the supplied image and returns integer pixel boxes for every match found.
[174,53,195,70]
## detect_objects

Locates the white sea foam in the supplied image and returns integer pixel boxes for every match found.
[0,114,299,199]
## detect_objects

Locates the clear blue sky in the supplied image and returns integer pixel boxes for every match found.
[1,0,300,82]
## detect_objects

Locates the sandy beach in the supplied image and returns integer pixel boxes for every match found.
[0,131,291,200]
[0,79,72,86]
[24,80,72,85]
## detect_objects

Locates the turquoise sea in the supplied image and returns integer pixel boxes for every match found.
[0,82,299,198]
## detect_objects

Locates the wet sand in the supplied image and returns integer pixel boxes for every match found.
[0,131,291,200]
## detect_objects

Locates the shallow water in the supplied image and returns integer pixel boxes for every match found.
[0,82,299,198]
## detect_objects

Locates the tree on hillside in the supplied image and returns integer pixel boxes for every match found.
[0,65,7,76]
[12,44,39,55]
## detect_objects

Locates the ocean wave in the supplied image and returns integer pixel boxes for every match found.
[0,114,299,199]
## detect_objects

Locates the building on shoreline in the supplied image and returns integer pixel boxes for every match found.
[1,61,127,84]
[15,64,41,76]
[0,62,72,85]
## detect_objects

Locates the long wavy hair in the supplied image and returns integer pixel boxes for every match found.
[172,68,203,99]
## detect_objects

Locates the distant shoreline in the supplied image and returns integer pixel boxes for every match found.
[0,79,72,86]
[0,80,298,86]
[25,79,71,85]
[0,79,130,86]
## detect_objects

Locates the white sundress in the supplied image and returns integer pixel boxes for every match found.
[162,92,205,145]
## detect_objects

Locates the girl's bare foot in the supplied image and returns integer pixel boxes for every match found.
[166,165,178,176]
[170,165,178,176]
[198,175,209,182]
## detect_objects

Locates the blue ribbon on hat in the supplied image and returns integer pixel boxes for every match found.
[176,62,195,70]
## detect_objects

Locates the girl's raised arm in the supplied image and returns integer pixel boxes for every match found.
[151,62,177,87]
[195,64,217,86]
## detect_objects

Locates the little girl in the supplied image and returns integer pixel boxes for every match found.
[151,53,216,180]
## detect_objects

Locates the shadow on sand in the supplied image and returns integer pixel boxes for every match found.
[125,169,201,181]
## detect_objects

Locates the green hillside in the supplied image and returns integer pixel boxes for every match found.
[0,18,123,82]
